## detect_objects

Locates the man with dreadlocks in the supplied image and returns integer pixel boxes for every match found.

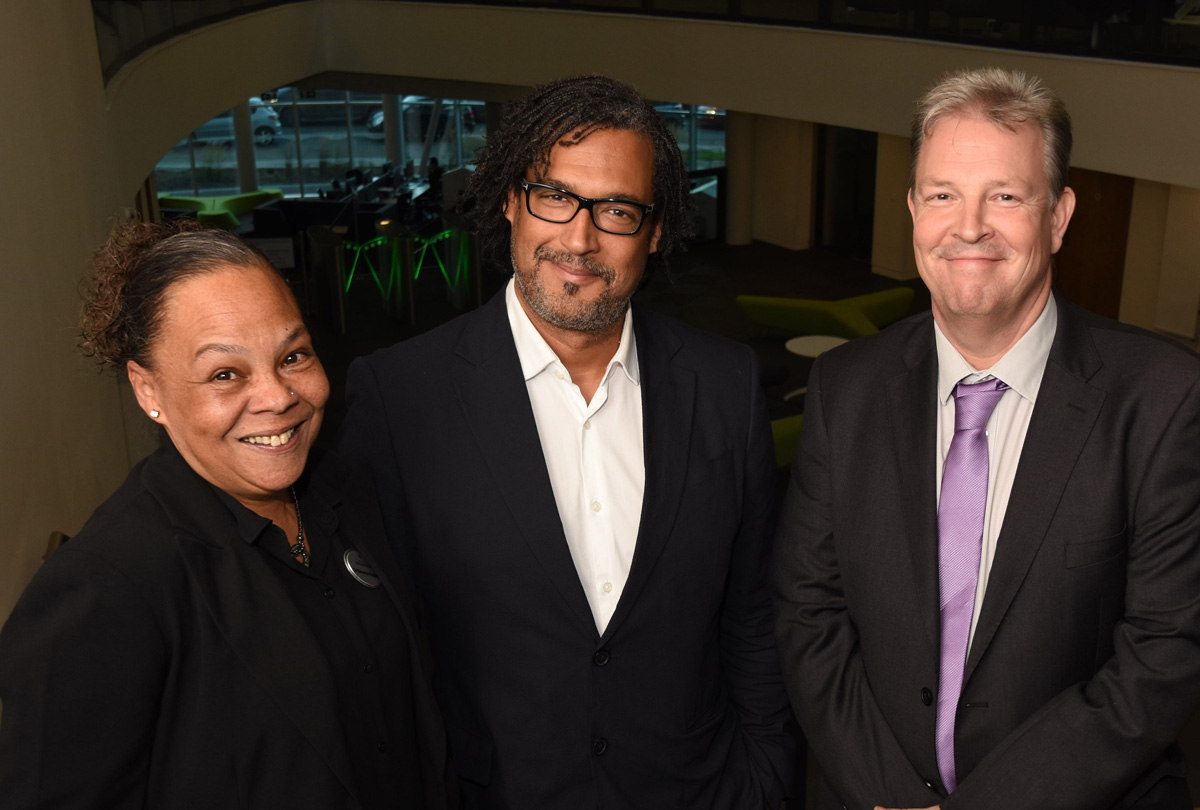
[339,75,795,808]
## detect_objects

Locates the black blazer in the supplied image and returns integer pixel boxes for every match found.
[339,290,795,809]
[0,442,454,810]
[772,293,1200,810]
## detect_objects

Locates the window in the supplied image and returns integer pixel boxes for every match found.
[155,90,489,198]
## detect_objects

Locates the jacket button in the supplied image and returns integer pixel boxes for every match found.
[593,649,610,666]
[592,737,607,756]
[921,687,933,706]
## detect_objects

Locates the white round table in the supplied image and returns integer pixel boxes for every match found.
[785,335,849,358]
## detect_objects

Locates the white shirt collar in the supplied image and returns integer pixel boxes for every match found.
[504,277,640,386]
[935,293,1057,405]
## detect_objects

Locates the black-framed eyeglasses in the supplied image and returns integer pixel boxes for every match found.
[520,181,655,236]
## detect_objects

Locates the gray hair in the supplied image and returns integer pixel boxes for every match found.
[909,67,1072,202]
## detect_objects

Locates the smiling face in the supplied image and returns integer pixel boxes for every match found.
[504,127,661,339]
[908,114,1075,343]
[126,264,329,512]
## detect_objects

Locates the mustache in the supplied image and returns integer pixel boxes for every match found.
[934,243,1006,261]
[534,247,615,282]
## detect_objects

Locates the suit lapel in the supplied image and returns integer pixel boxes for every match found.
[965,299,1104,680]
[887,324,942,653]
[140,448,358,801]
[451,293,598,638]
[602,312,694,641]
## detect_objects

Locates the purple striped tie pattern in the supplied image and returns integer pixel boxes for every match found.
[935,377,1008,793]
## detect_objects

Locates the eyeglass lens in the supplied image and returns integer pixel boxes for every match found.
[525,184,646,235]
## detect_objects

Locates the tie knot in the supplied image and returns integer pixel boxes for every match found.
[952,378,1008,432]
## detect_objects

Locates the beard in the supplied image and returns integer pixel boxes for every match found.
[511,245,633,333]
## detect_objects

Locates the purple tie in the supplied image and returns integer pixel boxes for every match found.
[935,377,1008,793]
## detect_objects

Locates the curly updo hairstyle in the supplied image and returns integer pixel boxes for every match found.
[80,220,277,372]
[457,74,693,284]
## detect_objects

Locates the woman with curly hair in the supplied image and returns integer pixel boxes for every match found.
[0,221,455,810]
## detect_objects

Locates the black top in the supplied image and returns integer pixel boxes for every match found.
[213,477,425,810]
[0,440,453,810]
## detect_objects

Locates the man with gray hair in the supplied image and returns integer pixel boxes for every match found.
[772,66,1200,809]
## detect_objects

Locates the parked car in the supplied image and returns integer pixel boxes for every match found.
[365,97,482,140]
[175,97,282,148]
[696,105,727,129]
[263,88,382,128]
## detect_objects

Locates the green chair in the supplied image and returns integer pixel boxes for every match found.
[158,189,284,230]
[736,287,915,340]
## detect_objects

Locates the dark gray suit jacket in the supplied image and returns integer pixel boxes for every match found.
[772,293,1200,810]
[339,290,795,809]
[0,443,454,810]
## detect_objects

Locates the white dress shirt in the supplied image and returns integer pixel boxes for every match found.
[934,295,1057,648]
[505,280,645,634]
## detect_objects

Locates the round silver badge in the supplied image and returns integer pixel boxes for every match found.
[343,549,381,588]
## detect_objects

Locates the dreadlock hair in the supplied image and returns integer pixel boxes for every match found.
[458,74,693,284]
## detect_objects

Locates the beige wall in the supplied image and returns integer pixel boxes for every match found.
[1120,180,1171,331]
[871,133,919,281]
[4,0,1200,622]
[751,117,816,251]
[1119,182,1200,339]
[1155,186,1200,338]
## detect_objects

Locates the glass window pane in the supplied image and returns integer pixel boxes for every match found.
[250,97,297,195]
[463,101,488,165]
[694,107,726,169]
[653,0,730,12]
[401,97,481,172]
[655,103,691,166]
[296,104,351,197]
[350,95,388,178]
[155,136,198,197]
[194,139,238,196]
[741,0,819,21]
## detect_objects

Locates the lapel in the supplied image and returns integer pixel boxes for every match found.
[139,445,358,801]
[886,317,942,654]
[451,292,598,638]
[601,310,695,641]
[964,295,1105,680]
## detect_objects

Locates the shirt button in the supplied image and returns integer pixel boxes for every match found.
[377,741,387,753]
[363,663,375,674]
[601,581,613,593]
[583,420,592,430]
[592,737,607,756]
[924,780,935,790]
[593,648,610,666]
[554,369,565,380]
[591,500,602,512]
[323,587,335,599]
[921,687,933,706]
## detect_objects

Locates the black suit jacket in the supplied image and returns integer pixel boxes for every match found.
[772,293,1200,810]
[0,442,453,810]
[339,290,795,809]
